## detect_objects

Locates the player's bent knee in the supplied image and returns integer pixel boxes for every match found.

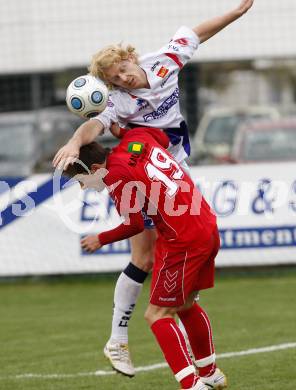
[144,304,176,326]
[176,292,197,312]
[131,256,153,272]
[144,307,153,325]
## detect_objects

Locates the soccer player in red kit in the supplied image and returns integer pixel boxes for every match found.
[54,1,254,378]
[65,127,226,390]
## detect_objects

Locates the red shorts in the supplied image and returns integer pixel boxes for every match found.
[150,227,220,307]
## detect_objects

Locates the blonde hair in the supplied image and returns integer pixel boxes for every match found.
[88,44,138,88]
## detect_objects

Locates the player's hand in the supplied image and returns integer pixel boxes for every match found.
[110,122,121,139]
[52,140,80,170]
[81,235,102,253]
[236,0,254,16]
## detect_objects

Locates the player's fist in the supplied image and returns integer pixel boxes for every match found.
[52,140,80,170]
[236,0,254,16]
[81,235,102,253]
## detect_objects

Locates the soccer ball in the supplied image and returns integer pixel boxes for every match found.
[66,75,109,119]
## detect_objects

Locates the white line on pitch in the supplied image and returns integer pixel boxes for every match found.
[3,342,296,380]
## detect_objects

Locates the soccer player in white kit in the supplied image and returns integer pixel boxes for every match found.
[53,1,254,386]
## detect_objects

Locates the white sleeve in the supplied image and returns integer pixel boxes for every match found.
[90,96,118,132]
[159,26,200,66]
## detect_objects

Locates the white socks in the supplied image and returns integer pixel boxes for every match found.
[110,264,148,344]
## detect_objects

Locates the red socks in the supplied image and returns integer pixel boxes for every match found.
[178,304,216,377]
[150,304,216,387]
[151,317,198,389]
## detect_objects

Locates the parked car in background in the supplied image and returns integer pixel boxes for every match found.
[0,107,84,176]
[37,107,119,170]
[38,106,84,165]
[190,106,280,165]
[0,106,120,176]
[0,112,40,177]
[230,118,296,163]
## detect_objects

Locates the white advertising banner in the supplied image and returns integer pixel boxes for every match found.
[190,162,296,266]
[0,161,295,276]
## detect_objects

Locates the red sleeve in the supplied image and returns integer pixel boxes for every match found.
[99,213,144,245]
[98,177,145,246]
[144,127,170,149]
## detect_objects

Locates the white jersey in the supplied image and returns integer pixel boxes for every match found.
[92,26,199,162]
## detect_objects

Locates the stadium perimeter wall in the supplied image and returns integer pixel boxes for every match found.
[1,0,296,74]
[0,162,296,276]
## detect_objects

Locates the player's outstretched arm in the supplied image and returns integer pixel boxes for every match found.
[52,119,104,169]
[194,0,254,44]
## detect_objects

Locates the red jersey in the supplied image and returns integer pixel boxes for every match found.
[99,127,216,249]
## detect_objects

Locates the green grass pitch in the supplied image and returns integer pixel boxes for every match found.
[0,268,296,390]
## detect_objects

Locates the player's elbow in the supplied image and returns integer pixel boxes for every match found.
[192,27,207,44]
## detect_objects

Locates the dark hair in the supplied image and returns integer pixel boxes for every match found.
[64,142,110,177]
